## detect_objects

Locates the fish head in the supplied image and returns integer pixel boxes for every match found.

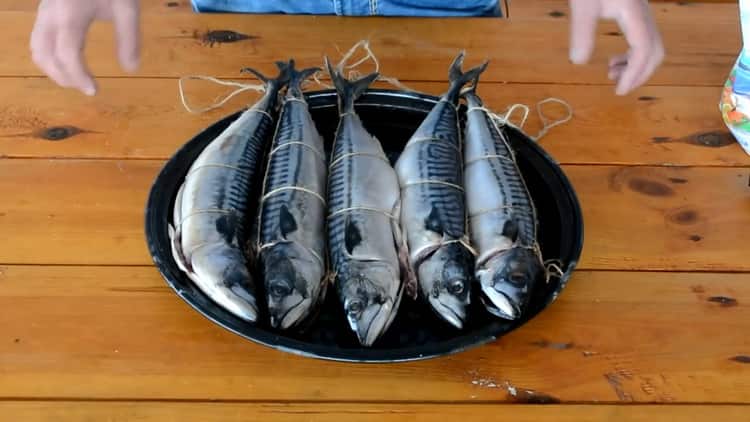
[417,242,473,329]
[337,261,401,346]
[478,246,544,320]
[262,243,324,330]
[191,245,259,323]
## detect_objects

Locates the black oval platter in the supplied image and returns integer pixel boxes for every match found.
[144,88,584,363]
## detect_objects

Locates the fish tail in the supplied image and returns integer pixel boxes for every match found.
[285,59,321,99]
[325,56,379,113]
[241,60,294,89]
[446,51,489,103]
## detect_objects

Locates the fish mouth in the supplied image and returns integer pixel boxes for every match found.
[347,300,393,347]
[212,285,259,323]
[270,297,311,330]
[480,287,520,320]
[428,296,466,329]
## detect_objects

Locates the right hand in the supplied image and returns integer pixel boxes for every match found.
[30,0,141,96]
[568,0,664,96]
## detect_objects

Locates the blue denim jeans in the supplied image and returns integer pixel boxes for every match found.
[190,0,502,17]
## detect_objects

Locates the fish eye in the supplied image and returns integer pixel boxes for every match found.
[347,300,364,315]
[509,272,527,284]
[269,283,291,298]
[447,280,465,295]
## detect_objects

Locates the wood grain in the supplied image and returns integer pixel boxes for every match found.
[1,402,748,422]
[2,266,750,402]
[0,159,747,270]
[0,78,745,166]
[0,8,740,86]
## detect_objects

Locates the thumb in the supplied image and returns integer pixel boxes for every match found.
[111,0,140,72]
[568,0,600,64]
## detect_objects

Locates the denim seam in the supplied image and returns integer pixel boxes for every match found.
[333,0,342,15]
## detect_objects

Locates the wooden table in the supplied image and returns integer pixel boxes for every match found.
[1,1,749,420]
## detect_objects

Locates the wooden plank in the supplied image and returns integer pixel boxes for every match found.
[1,402,749,422]
[0,8,740,86]
[2,266,749,402]
[0,159,747,270]
[0,1,194,12]
[507,0,740,19]
[0,78,746,166]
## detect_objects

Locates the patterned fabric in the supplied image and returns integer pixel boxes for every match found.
[190,0,501,16]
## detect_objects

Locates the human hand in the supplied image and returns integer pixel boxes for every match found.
[30,0,141,96]
[568,0,664,95]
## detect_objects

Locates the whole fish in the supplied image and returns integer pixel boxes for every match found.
[169,62,290,323]
[325,58,410,346]
[257,61,328,330]
[462,86,545,320]
[394,52,487,329]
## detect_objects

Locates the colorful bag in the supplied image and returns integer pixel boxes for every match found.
[720,0,750,156]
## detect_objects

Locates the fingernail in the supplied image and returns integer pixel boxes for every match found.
[83,84,96,96]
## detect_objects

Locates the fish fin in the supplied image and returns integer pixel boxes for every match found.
[344,216,363,256]
[168,223,193,274]
[215,213,239,245]
[391,199,418,299]
[501,219,519,243]
[446,51,489,102]
[424,206,444,236]
[278,204,298,239]
[325,56,379,112]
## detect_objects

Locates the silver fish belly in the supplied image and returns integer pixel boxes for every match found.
[169,63,290,323]
[462,90,544,320]
[325,59,405,347]
[394,52,486,329]
[257,63,328,330]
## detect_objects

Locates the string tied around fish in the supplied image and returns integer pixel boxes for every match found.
[177,39,573,141]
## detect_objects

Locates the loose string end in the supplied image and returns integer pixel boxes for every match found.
[177,74,267,114]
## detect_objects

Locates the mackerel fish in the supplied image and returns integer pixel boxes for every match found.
[325,58,409,346]
[257,61,328,330]
[462,85,545,320]
[169,62,291,323]
[394,52,487,329]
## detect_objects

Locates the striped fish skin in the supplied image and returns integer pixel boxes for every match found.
[258,62,328,330]
[394,52,487,329]
[325,59,405,347]
[169,62,291,323]
[462,90,544,320]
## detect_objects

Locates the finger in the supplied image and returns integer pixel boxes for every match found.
[568,0,601,64]
[609,53,629,68]
[631,39,664,91]
[614,3,657,95]
[112,0,141,72]
[56,23,96,95]
[608,66,624,81]
[30,10,70,88]
[608,53,628,80]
